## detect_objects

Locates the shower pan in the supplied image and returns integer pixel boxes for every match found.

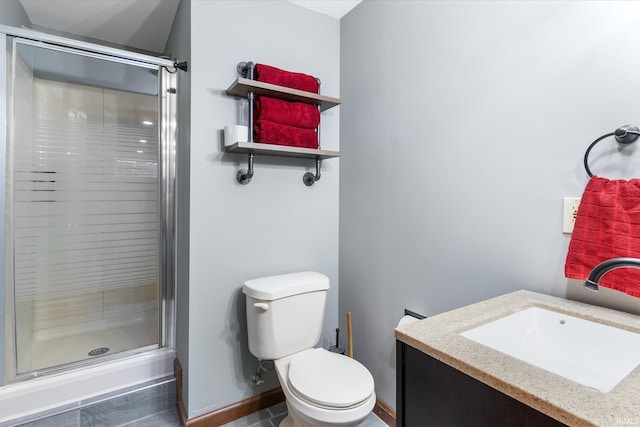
[2,31,178,382]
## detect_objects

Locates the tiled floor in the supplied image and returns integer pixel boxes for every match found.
[17,408,181,427]
[11,390,385,427]
[219,402,387,427]
[10,379,178,427]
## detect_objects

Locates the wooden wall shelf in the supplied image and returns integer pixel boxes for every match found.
[226,78,341,112]
[225,142,340,160]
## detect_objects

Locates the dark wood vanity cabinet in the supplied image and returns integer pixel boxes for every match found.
[396,342,567,427]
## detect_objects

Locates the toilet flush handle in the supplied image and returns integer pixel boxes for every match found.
[253,302,269,311]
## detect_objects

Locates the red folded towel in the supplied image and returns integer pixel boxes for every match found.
[255,63,319,94]
[254,97,320,130]
[565,176,640,297]
[253,120,318,149]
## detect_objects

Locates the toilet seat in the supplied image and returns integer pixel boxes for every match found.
[287,349,374,410]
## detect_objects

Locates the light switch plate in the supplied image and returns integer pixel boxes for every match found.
[563,197,581,234]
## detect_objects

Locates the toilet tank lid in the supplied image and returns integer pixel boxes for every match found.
[242,272,329,300]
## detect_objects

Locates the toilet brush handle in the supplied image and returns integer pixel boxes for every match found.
[347,311,353,358]
[335,328,340,347]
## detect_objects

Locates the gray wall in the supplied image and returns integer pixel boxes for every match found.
[340,0,640,410]
[0,0,30,27]
[185,0,340,418]
[164,0,191,413]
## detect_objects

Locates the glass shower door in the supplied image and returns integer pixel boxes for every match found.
[7,39,167,375]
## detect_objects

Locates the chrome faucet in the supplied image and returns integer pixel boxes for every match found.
[583,257,640,291]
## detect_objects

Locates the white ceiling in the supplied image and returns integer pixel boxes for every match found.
[289,1,361,18]
[20,0,180,53]
[18,0,361,54]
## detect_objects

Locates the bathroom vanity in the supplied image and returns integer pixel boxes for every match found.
[395,290,640,427]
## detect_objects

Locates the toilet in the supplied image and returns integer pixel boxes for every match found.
[243,272,376,427]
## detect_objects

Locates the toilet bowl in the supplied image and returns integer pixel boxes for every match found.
[242,272,376,427]
[275,348,376,427]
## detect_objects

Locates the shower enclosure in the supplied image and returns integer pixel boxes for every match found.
[3,31,177,382]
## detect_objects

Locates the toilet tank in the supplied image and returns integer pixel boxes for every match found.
[243,272,330,360]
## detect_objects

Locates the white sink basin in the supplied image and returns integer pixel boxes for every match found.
[460,307,640,392]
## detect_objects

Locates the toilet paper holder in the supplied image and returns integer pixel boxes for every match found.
[397,308,426,328]
[404,308,426,320]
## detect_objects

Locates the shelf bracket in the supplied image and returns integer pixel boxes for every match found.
[236,152,254,185]
[237,61,255,79]
[303,158,322,186]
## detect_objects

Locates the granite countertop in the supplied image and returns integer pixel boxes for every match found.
[394,290,640,427]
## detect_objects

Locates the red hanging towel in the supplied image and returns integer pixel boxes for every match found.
[253,120,318,149]
[254,97,320,130]
[565,176,640,297]
[255,63,319,94]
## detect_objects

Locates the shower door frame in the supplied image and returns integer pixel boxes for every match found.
[1,25,178,383]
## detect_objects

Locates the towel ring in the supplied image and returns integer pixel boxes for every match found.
[583,125,640,177]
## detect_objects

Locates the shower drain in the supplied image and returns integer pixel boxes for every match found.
[88,347,110,357]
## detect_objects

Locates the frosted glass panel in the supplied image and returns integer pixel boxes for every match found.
[10,42,161,373]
